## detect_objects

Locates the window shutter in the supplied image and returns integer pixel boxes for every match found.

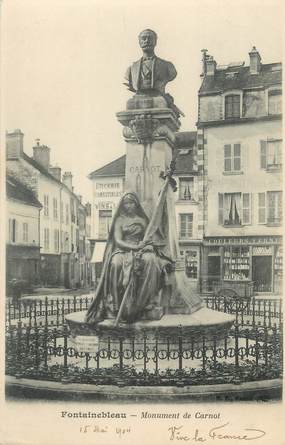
[224,145,232,171]
[233,143,241,171]
[242,193,251,224]
[260,141,267,168]
[258,193,266,223]
[218,194,224,225]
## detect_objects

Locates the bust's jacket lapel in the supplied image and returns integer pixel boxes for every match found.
[131,58,142,91]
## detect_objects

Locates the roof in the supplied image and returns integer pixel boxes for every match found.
[6,175,42,208]
[199,62,282,95]
[21,153,81,203]
[88,142,198,179]
[88,155,126,179]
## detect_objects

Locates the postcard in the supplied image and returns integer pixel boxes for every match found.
[1,0,283,444]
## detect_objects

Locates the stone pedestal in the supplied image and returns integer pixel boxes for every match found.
[117,99,180,217]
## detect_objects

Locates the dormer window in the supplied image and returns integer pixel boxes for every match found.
[268,89,282,115]
[179,177,194,200]
[225,94,240,119]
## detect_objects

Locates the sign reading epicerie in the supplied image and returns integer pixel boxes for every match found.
[94,182,124,199]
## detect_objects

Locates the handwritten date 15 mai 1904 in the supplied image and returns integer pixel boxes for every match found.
[168,423,266,442]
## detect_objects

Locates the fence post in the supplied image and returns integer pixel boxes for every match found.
[119,336,124,371]
[252,298,256,327]
[154,332,159,376]
[45,297,48,327]
[16,321,22,372]
[268,301,272,328]
[63,324,69,374]
[56,298,60,327]
[143,332,147,377]
[264,327,268,368]
[234,323,239,374]
[213,335,217,372]
[255,328,259,370]
[178,325,183,373]
[61,298,65,325]
[263,300,267,327]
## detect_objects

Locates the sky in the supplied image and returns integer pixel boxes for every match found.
[3,0,283,202]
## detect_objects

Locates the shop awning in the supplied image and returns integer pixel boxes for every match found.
[90,242,106,263]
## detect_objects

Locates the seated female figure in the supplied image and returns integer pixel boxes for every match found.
[86,193,171,324]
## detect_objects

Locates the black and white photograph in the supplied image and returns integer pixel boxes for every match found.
[2,0,283,444]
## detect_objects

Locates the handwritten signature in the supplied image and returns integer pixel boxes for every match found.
[168,423,266,442]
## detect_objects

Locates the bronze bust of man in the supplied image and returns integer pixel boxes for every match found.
[125,29,177,96]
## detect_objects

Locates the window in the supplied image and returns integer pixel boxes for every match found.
[224,144,241,172]
[218,193,251,226]
[179,178,194,200]
[44,195,49,217]
[179,214,193,239]
[44,228,49,251]
[258,191,282,225]
[225,94,240,119]
[9,219,17,243]
[268,90,282,115]
[65,204,69,224]
[23,223,28,242]
[54,229,59,252]
[98,210,112,239]
[268,191,282,224]
[53,198,58,219]
[260,140,282,170]
[60,202,64,221]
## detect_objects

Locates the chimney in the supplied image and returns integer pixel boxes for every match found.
[205,55,216,76]
[33,139,50,170]
[49,166,62,182]
[6,129,24,159]
[62,171,73,190]
[249,46,261,74]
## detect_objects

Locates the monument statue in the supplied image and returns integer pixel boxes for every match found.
[124,29,183,117]
[68,28,234,341]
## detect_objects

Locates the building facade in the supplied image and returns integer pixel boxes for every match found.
[6,129,89,289]
[88,132,204,291]
[6,175,42,291]
[198,48,282,295]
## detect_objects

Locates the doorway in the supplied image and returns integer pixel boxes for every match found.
[252,256,272,292]
[207,256,221,291]
[64,262,70,288]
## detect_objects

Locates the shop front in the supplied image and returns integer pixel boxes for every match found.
[202,236,282,296]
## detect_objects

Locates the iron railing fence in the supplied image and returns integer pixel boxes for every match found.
[204,295,282,329]
[6,295,283,330]
[6,295,93,329]
[5,322,282,386]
